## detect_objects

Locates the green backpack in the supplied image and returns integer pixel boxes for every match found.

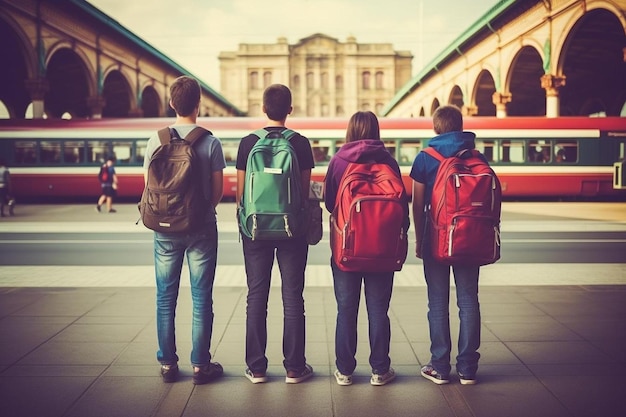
[238,128,305,240]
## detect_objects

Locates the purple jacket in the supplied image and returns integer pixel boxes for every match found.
[323,139,407,217]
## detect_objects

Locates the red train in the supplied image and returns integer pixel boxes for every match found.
[1,116,625,201]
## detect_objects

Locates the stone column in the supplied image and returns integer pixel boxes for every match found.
[24,78,49,119]
[541,74,566,118]
[87,96,106,119]
[492,92,512,118]
[462,105,478,117]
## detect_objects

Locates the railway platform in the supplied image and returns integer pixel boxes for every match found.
[0,202,625,416]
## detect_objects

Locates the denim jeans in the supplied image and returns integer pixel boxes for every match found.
[242,235,309,373]
[422,243,481,377]
[331,260,394,375]
[154,223,218,368]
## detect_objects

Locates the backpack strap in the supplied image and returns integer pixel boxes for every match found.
[253,128,296,141]
[157,126,211,146]
[423,146,444,162]
[182,126,211,146]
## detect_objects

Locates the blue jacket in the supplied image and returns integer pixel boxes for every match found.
[409,130,484,204]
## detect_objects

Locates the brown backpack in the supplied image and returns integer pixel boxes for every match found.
[139,127,210,233]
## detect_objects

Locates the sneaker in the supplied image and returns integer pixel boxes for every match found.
[160,364,179,383]
[245,368,268,384]
[420,364,450,385]
[108,208,117,213]
[285,364,313,384]
[192,362,223,385]
[334,369,352,386]
[95,205,101,213]
[459,373,477,385]
[371,367,396,386]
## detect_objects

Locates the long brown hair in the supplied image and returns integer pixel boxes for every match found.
[345,111,381,143]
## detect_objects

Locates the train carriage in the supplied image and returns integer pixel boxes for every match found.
[0,117,625,201]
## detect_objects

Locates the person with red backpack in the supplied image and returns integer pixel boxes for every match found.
[411,105,497,386]
[324,111,410,386]
[95,157,118,213]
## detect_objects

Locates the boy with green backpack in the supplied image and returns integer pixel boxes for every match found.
[236,84,315,384]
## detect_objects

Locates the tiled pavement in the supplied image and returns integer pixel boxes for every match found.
[0,202,625,417]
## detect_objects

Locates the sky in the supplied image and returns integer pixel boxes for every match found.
[86,0,502,91]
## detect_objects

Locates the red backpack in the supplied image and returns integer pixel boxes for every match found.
[424,147,502,266]
[330,162,408,272]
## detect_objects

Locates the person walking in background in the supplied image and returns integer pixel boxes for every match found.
[0,158,13,217]
[236,84,315,384]
[324,111,409,386]
[410,105,483,385]
[143,75,226,385]
[96,156,118,213]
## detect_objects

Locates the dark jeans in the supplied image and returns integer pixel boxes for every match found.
[422,239,481,377]
[242,235,309,373]
[331,260,394,375]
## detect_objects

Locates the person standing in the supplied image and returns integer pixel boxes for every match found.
[236,84,315,384]
[143,75,226,385]
[410,105,483,385]
[324,111,409,386]
[0,158,12,217]
[96,156,118,213]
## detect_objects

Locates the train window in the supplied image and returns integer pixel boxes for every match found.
[40,141,61,163]
[312,140,332,164]
[398,140,422,164]
[528,140,552,163]
[63,141,85,163]
[221,140,238,164]
[383,141,396,160]
[135,140,147,164]
[88,141,110,163]
[14,141,37,164]
[554,140,578,163]
[499,140,525,163]
[475,140,495,162]
[112,141,133,164]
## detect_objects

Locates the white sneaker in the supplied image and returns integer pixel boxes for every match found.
[371,367,396,386]
[334,369,352,386]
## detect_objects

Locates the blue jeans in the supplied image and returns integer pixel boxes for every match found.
[422,246,481,377]
[154,223,218,368]
[332,260,394,375]
[242,235,309,373]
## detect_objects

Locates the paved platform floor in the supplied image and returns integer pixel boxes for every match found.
[1,202,625,416]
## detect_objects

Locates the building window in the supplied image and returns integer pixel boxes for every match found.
[336,75,343,90]
[321,72,329,90]
[362,71,371,90]
[263,71,272,88]
[375,71,384,90]
[250,71,259,90]
[306,72,314,90]
[293,75,300,89]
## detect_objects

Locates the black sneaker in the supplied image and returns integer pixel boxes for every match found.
[108,208,117,213]
[285,364,313,384]
[193,362,224,385]
[161,364,179,383]
[420,364,450,385]
[95,205,101,213]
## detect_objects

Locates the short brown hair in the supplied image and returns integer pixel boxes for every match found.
[345,111,380,143]
[263,84,292,121]
[433,105,463,134]
[169,76,200,117]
